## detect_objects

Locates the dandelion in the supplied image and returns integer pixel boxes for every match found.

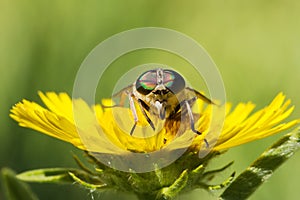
[10,92,300,199]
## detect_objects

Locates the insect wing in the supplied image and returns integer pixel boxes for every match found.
[109,84,134,107]
[185,87,214,105]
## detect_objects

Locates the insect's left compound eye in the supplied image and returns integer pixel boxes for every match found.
[135,70,157,95]
[163,70,185,94]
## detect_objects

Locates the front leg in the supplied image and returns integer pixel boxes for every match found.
[128,93,139,135]
[129,94,156,135]
[137,99,155,131]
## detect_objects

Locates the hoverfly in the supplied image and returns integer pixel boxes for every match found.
[107,68,213,144]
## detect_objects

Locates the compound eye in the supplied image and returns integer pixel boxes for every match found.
[163,70,185,94]
[135,70,157,95]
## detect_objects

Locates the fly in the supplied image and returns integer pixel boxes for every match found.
[106,68,213,146]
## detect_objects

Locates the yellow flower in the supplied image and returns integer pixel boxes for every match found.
[10,92,299,154]
[10,91,300,199]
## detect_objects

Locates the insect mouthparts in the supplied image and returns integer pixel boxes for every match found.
[154,100,166,120]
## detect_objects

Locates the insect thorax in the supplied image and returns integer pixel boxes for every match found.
[133,85,187,119]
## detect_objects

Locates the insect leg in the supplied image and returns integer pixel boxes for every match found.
[184,100,209,148]
[128,93,138,135]
[170,97,198,120]
[184,100,198,133]
[137,99,155,131]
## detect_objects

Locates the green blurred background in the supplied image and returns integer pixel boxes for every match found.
[1,0,300,199]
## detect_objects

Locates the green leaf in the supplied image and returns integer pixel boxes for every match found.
[1,168,39,200]
[219,127,300,200]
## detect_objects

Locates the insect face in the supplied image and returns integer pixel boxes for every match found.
[134,68,186,120]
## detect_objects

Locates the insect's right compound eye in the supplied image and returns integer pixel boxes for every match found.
[135,70,157,95]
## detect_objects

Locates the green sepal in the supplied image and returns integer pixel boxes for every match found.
[1,168,38,200]
[16,168,75,184]
[16,167,104,187]
[156,169,188,200]
[68,172,106,190]
[219,127,300,200]
[208,172,235,191]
